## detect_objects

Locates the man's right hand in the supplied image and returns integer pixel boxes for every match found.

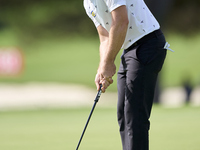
[95,62,115,93]
[95,73,113,93]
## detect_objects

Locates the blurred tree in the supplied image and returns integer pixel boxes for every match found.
[168,0,200,34]
[0,0,96,38]
[0,0,200,37]
[145,0,174,27]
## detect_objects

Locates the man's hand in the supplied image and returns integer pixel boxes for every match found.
[95,62,114,93]
[99,61,115,93]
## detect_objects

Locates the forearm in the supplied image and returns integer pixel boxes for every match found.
[98,40,108,71]
[99,22,128,70]
[95,5,129,92]
[97,5,129,71]
[103,22,128,63]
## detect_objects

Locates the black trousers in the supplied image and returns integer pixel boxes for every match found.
[117,29,167,150]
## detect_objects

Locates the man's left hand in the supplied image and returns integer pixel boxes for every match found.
[99,61,115,92]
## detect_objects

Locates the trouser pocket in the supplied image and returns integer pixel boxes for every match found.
[136,34,166,65]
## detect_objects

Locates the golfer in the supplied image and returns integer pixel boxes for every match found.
[84,0,167,149]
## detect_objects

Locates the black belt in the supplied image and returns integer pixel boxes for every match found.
[126,29,163,51]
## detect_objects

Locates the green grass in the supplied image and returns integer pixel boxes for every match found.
[162,33,200,87]
[0,31,200,90]
[0,105,200,150]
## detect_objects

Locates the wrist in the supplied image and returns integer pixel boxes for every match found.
[101,57,115,65]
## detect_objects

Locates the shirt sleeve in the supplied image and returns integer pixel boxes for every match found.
[84,0,101,28]
[86,10,101,28]
[103,0,126,12]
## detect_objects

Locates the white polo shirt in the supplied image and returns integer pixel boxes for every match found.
[83,0,160,49]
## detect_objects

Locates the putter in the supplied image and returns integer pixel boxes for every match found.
[76,84,102,150]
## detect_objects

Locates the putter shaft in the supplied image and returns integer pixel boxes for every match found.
[76,85,102,150]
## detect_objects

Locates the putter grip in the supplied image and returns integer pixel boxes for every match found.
[94,84,102,102]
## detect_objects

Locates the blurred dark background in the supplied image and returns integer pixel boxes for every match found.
[0,0,200,40]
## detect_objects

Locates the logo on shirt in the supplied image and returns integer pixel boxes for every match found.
[91,11,96,17]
